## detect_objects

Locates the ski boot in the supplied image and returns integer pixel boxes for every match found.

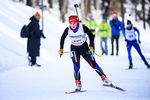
[31,63,41,67]
[75,80,82,91]
[145,62,150,69]
[129,61,133,69]
[101,74,112,85]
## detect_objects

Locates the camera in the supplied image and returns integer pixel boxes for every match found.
[74,4,78,8]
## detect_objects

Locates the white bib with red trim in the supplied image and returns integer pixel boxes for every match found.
[68,23,86,46]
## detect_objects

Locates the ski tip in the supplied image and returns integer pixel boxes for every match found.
[65,92,68,94]
[101,84,105,86]
[122,90,126,92]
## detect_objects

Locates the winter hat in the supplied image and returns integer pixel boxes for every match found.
[112,13,118,17]
[102,16,107,20]
[34,12,41,21]
[127,20,132,27]
[88,12,93,18]
[69,16,78,23]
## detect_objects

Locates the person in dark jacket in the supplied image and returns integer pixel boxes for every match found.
[27,12,45,66]
[59,15,112,91]
[109,13,124,56]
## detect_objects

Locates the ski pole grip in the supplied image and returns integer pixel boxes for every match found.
[74,4,78,8]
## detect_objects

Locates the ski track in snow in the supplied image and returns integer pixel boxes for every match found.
[0,0,150,100]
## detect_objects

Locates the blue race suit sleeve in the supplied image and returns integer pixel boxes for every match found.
[134,27,140,40]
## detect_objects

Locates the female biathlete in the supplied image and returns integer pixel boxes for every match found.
[59,15,112,91]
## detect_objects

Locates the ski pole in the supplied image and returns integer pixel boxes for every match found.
[63,51,102,57]
[41,0,44,34]
[64,51,70,53]
[139,44,147,57]
[95,53,102,57]
[74,4,80,22]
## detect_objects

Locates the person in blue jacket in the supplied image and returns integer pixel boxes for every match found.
[123,20,150,69]
[109,13,124,55]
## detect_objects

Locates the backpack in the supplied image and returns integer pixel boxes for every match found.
[20,25,33,38]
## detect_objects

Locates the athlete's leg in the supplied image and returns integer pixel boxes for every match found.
[71,51,81,80]
[127,42,132,62]
[71,50,82,90]
[80,50,105,76]
[81,50,112,84]
[127,41,133,68]
[133,41,147,63]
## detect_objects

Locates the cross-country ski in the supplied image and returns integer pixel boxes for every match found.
[65,90,87,94]
[102,84,126,92]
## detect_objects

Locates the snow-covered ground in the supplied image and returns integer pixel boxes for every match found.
[0,0,150,100]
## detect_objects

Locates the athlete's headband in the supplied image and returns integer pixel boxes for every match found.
[69,17,78,23]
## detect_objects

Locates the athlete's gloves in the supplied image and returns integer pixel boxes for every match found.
[59,49,64,57]
[138,39,141,44]
[125,38,127,42]
[89,46,94,55]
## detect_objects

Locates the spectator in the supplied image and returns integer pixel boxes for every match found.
[97,16,111,55]
[27,12,45,67]
[109,13,124,56]
[85,13,97,50]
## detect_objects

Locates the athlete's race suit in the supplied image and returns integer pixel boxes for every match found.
[60,23,105,81]
[123,27,147,64]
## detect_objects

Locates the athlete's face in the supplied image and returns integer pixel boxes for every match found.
[127,26,132,29]
[70,22,78,29]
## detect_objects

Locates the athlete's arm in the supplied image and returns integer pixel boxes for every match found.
[60,27,68,49]
[134,27,140,40]
[83,25,94,47]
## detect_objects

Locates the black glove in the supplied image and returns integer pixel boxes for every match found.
[125,38,127,42]
[138,39,141,44]
[40,30,46,39]
[41,33,46,39]
[59,49,63,57]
